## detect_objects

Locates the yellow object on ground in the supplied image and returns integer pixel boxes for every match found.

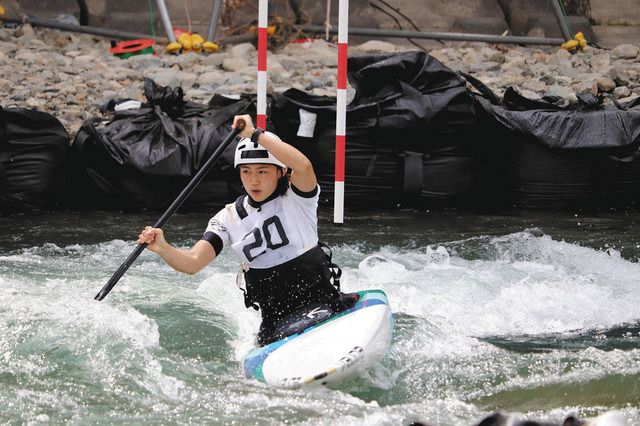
[178,32,192,51]
[166,33,210,54]
[561,32,587,52]
[203,41,219,53]
[166,41,181,53]
[190,33,204,51]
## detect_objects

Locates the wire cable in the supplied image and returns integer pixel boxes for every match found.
[557,0,575,37]
[147,0,156,38]
[184,0,192,33]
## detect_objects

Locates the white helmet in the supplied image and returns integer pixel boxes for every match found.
[234,132,286,169]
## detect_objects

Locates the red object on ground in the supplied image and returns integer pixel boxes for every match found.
[110,39,155,55]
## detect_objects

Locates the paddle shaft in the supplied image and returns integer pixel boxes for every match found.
[94,123,244,301]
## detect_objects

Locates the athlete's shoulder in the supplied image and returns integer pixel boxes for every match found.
[210,197,243,223]
[286,183,320,199]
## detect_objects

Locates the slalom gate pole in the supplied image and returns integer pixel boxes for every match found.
[333,0,349,225]
[257,0,268,129]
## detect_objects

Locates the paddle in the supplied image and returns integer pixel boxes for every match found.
[94,120,245,301]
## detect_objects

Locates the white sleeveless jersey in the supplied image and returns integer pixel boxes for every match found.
[203,185,320,269]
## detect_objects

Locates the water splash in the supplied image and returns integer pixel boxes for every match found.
[1,230,639,424]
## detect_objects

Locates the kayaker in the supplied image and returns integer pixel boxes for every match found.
[137,114,347,345]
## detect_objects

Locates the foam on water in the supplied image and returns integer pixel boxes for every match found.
[348,231,640,337]
[332,230,640,421]
[1,230,639,424]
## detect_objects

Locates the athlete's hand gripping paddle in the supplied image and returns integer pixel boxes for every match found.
[94,120,246,301]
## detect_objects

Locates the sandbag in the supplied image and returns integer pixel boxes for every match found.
[0,106,69,210]
[271,88,399,208]
[474,87,640,210]
[65,79,254,211]
[271,52,484,209]
[348,51,476,136]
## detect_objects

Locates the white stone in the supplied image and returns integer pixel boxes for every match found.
[126,54,163,70]
[548,49,575,76]
[613,86,631,98]
[589,54,610,70]
[202,53,226,67]
[267,59,286,74]
[429,50,449,64]
[230,43,256,58]
[177,71,198,88]
[151,69,181,88]
[222,57,249,72]
[617,93,640,104]
[480,47,504,64]
[282,40,336,58]
[74,55,96,67]
[15,51,41,63]
[611,44,640,60]
[352,40,396,54]
[0,78,10,92]
[519,89,542,100]
[238,66,257,77]
[546,85,577,103]
[198,71,224,86]
[17,24,36,38]
[0,29,11,42]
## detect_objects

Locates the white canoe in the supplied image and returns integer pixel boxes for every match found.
[242,289,393,388]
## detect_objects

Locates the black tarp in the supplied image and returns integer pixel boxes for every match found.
[0,106,69,211]
[271,51,486,209]
[66,79,257,211]
[474,86,640,210]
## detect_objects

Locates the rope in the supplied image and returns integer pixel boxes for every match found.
[370,1,427,51]
[557,0,575,39]
[147,0,156,38]
[324,0,331,41]
[183,0,192,33]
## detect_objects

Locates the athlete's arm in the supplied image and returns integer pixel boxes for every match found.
[232,115,317,192]
[137,227,216,275]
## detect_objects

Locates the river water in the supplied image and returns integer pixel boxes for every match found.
[1,209,639,425]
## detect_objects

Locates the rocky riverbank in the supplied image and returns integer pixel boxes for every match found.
[1,23,640,138]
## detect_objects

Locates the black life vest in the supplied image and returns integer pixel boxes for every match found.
[242,243,343,329]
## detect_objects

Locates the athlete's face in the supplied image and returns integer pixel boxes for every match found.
[239,164,283,202]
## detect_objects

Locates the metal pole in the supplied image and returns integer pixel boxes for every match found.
[206,0,223,42]
[301,25,565,46]
[1,16,165,41]
[219,33,257,45]
[549,0,573,42]
[155,0,176,43]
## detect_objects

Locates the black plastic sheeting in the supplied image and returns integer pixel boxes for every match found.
[474,86,640,210]
[271,51,489,209]
[0,107,69,210]
[4,52,640,213]
[65,79,256,211]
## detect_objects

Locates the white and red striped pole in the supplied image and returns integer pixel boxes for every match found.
[334,0,349,225]
[257,0,268,130]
